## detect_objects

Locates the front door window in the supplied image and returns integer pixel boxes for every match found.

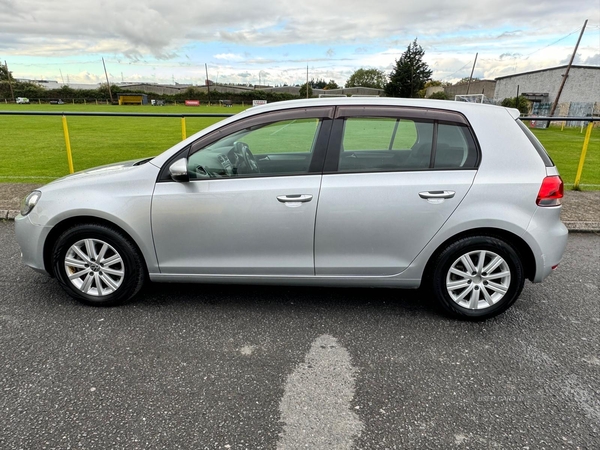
[187,118,322,179]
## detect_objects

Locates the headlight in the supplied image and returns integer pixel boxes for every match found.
[20,190,42,216]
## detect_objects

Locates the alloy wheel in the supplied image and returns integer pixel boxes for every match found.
[64,238,125,296]
[445,250,511,310]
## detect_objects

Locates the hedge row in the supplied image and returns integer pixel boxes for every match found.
[0,81,299,104]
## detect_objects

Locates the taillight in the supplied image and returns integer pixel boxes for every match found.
[536,176,564,206]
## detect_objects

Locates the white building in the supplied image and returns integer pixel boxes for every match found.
[494,65,600,104]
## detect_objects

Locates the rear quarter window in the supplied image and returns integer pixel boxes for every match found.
[435,123,478,169]
[516,120,554,167]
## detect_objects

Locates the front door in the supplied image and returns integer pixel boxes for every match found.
[152,110,332,276]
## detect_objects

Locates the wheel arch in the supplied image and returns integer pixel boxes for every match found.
[43,216,149,277]
[423,227,536,283]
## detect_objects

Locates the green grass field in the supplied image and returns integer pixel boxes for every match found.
[0,104,598,189]
[530,125,599,189]
[0,104,245,183]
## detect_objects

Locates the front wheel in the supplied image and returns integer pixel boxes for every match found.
[431,236,525,320]
[52,224,146,306]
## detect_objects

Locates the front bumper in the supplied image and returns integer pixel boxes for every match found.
[14,214,52,275]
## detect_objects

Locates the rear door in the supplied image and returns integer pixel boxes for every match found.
[315,106,479,276]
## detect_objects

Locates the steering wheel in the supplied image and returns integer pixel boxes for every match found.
[233,141,260,174]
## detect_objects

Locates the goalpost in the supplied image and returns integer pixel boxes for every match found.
[455,94,486,103]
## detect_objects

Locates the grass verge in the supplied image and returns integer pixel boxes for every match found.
[530,125,599,190]
[0,104,598,189]
[0,104,244,183]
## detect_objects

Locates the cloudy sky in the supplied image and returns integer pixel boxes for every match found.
[1,0,599,87]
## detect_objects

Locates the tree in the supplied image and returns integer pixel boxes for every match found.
[299,83,313,98]
[418,80,444,98]
[385,39,433,98]
[429,91,450,100]
[309,78,327,89]
[501,96,530,115]
[324,79,339,90]
[0,62,13,81]
[345,68,386,89]
[456,77,480,85]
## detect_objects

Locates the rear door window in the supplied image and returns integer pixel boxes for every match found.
[339,118,434,171]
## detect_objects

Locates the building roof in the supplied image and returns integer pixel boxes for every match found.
[495,65,600,80]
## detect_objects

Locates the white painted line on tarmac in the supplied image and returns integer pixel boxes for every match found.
[277,334,363,450]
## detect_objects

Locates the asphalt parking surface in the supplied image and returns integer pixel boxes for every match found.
[1,221,598,449]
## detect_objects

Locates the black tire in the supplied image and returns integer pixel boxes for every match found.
[52,223,146,306]
[430,236,525,320]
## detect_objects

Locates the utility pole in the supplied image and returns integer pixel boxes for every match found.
[205,63,211,105]
[102,57,113,103]
[4,60,15,102]
[549,19,588,117]
[466,53,478,95]
[306,65,309,98]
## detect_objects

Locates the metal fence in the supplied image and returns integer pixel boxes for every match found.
[0,110,235,175]
[0,111,597,189]
[522,116,599,189]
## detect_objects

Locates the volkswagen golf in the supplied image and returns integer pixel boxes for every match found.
[15,98,568,320]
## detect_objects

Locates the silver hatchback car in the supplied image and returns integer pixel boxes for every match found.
[15,98,568,319]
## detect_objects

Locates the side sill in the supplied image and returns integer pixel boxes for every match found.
[149,273,422,288]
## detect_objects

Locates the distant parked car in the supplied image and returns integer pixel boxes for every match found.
[16,97,29,104]
[49,99,65,105]
[15,98,567,320]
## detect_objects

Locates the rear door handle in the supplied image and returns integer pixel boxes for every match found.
[419,190,456,199]
[277,194,313,203]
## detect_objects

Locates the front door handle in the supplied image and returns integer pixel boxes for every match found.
[419,190,456,200]
[277,194,313,203]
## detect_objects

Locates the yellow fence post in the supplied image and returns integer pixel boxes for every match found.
[61,115,75,174]
[573,121,594,190]
[181,116,187,140]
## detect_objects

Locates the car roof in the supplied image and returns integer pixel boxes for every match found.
[242,97,521,120]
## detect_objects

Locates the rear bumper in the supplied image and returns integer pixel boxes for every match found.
[525,206,568,282]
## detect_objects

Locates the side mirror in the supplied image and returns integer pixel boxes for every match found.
[169,158,189,182]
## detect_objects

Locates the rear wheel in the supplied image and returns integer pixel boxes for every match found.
[52,224,146,306]
[431,236,525,320]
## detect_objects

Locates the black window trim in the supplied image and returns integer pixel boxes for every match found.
[323,106,481,174]
[334,105,470,124]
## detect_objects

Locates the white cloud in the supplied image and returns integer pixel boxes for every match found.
[1,0,595,54]
[1,0,598,86]
[214,53,245,61]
